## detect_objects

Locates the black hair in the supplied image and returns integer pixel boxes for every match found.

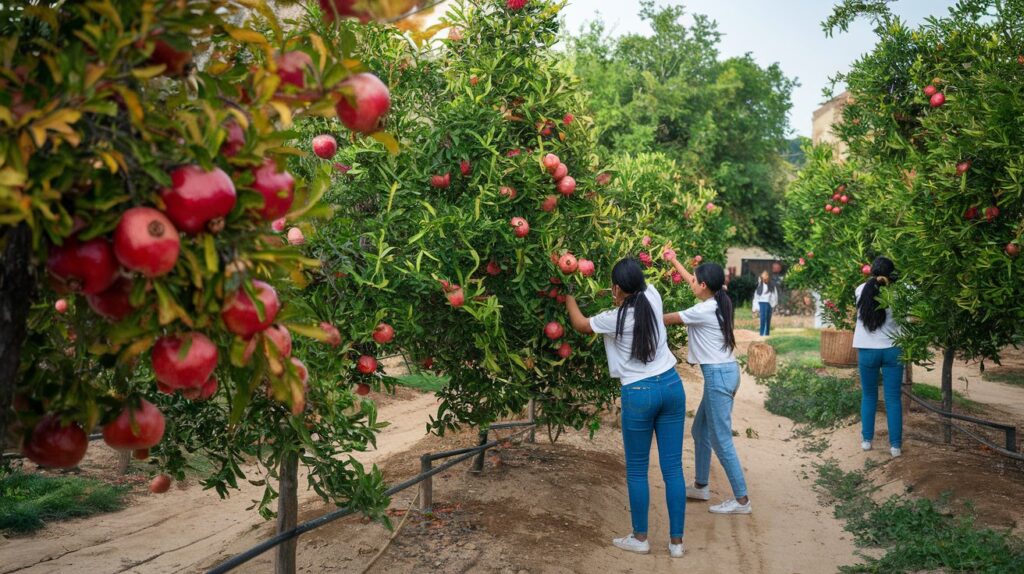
[858,256,898,332]
[756,271,776,295]
[695,263,736,352]
[611,258,658,363]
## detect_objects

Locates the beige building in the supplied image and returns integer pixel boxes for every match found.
[811,91,850,159]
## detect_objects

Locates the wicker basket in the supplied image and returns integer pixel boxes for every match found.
[820,328,858,367]
[746,342,777,378]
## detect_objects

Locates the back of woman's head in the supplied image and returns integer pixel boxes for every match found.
[858,256,898,332]
[695,263,736,352]
[612,258,658,363]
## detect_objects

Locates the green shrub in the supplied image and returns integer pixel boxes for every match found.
[762,365,861,427]
[0,471,127,534]
[726,274,758,307]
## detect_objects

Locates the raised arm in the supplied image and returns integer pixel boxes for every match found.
[662,247,695,285]
[564,295,594,334]
[663,312,684,326]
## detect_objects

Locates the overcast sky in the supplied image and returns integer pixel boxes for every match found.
[557,1,958,137]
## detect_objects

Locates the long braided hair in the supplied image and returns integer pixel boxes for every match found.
[611,258,658,363]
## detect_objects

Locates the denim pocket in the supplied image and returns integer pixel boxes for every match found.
[622,384,653,415]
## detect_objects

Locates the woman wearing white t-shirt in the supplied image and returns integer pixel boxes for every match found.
[853,256,904,458]
[752,271,778,336]
[564,258,686,558]
[663,250,751,515]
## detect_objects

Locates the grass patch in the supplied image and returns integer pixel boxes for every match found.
[911,383,981,413]
[392,372,449,393]
[982,370,1024,387]
[0,471,127,534]
[768,329,821,356]
[762,364,861,427]
[813,460,1024,573]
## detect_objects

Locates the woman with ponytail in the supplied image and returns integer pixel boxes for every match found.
[662,250,751,516]
[564,257,686,558]
[854,256,904,458]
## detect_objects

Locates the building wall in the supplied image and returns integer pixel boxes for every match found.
[811,91,850,159]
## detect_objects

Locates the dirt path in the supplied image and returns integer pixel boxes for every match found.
[0,391,439,574]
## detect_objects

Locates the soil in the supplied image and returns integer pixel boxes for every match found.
[2,327,1022,573]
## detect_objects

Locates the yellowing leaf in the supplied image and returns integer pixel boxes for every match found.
[0,167,26,187]
[225,26,268,45]
[370,131,400,155]
[309,33,328,74]
[269,101,293,128]
[131,64,167,80]
[112,85,144,125]
[84,63,106,89]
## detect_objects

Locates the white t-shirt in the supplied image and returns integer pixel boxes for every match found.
[752,280,778,308]
[675,298,736,365]
[589,285,678,385]
[852,283,900,349]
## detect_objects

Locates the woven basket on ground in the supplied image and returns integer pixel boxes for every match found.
[821,328,858,367]
[746,342,777,378]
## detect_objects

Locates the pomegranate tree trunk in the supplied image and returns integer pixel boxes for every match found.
[115,450,132,474]
[0,224,33,455]
[941,347,955,444]
[275,450,299,574]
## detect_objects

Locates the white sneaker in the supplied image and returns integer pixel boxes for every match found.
[686,484,710,501]
[890,447,902,458]
[612,534,650,554]
[861,441,872,451]
[669,543,685,558]
[709,499,752,515]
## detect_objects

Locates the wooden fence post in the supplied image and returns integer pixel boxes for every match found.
[276,450,299,574]
[526,399,536,444]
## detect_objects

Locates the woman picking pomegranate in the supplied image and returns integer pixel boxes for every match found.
[854,256,904,458]
[662,249,751,515]
[563,258,686,558]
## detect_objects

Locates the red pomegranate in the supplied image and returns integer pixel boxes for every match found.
[833,206,842,214]
[486,260,502,276]
[430,173,451,189]
[148,39,192,77]
[510,217,529,238]
[182,376,218,400]
[320,322,342,347]
[542,153,560,171]
[47,236,119,294]
[460,160,472,176]
[335,73,391,135]
[318,0,375,22]
[276,51,312,88]
[222,280,281,338]
[563,113,574,125]
[149,474,172,494]
[557,176,576,196]
[672,272,683,284]
[929,92,945,107]
[152,332,219,390]
[356,383,371,396]
[541,195,558,212]
[558,253,578,274]
[923,85,937,97]
[862,264,872,275]
[114,207,181,277]
[964,206,979,220]
[596,172,612,186]
[290,358,309,386]
[161,165,237,234]
[832,192,841,201]
[955,161,971,176]
[372,322,395,344]
[499,186,517,199]
[985,206,1000,222]
[86,277,136,321]
[312,134,338,159]
[357,354,378,375]
[265,324,293,358]
[221,119,246,157]
[54,299,68,314]
[840,195,849,204]
[22,414,88,468]
[544,321,564,340]
[551,163,568,181]
[577,258,595,277]
[1006,243,1021,258]
[252,160,295,221]
[556,342,572,359]
[447,288,465,307]
[102,399,165,450]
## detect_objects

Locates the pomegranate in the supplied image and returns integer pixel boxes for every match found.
[556,176,576,196]
[825,203,833,212]
[252,160,295,221]
[671,272,683,284]
[506,0,528,9]
[152,332,219,390]
[832,193,841,201]
[542,153,560,171]
[318,0,369,21]
[149,474,172,494]
[862,264,872,275]
[833,206,842,215]
[798,258,806,265]
[222,280,281,338]
[541,195,558,212]
[421,356,435,369]
[642,236,652,246]
[290,358,310,387]
[287,227,305,245]
[334,163,351,173]
[662,248,676,261]
[556,342,572,359]
[276,51,312,89]
[148,39,192,77]
[558,253,578,274]
[22,414,88,468]
[86,277,135,321]
[956,161,971,176]
[705,202,716,212]
[448,27,463,41]
[486,260,502,276]
[807,251,814,258]
[577,258,595,277]
[638,252,653,267]
[447,288,465,307]
[312,134,338,159]
[964,206,979,220]
[47,236,119,294]
[509,217,529,238]
[372,322,395,344]
[499,186,517,199]
[182,376,218,400]
[544,321,564,340]
[114,207,181,277]
[55,299,68,314]
[355,383,371,396]
[460,160,472,177]
[596,172,612,186]
[1006,243,1021,258]
[430,173,451,189]
[272,218,287,232]
[102,399,165,450]
[161,165,237,234]
[265,324,293,357]
[929,92,945,107]
[563,113,574,125]
[320,322,342,347]
[923,85,937,97]
[551,163,568,181]
[840,195,849,204]
[335,73,391,135]
[985,206,1000,222]
[470,75,479,86]
[221,119,246,157]
[357,354,378,375]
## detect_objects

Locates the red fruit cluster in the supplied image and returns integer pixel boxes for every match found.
[510,216,530,238]
[638,252,653,267]
[431,173,452,189]
[22,415,89,468]
[335,73,391,135]
[506,0,528,9]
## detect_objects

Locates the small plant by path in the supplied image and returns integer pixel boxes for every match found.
[910,383,982,413]
[812,460,1024,573]
[0,470,127,534]
[391,372,449,393]
[982,370,1024,388]
[761,364,861,428]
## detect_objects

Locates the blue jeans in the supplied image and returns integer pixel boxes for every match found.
[758,302,773,336]
[693,362,748,498]
[858,347,904,448]
[620,368,686,539]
